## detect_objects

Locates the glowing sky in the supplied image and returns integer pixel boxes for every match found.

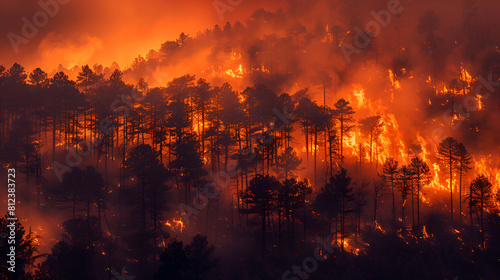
[0,0,286,71]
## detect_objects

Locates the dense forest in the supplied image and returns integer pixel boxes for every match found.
[1,0,500,279]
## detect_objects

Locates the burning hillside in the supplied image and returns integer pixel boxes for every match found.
[1,0,500,279]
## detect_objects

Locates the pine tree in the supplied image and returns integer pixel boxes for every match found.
[470,175,493,250]
[436,137,459,221]
[382,157,399,233]
[455,142,473,223]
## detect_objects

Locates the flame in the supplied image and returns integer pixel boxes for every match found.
[225,64,244,78]
[375,223,386,234]
[388,69,401,90]
[473,156,500,203]
[422,225,430,239]
[476,94,484,111]
[353,87,366,107]
[165,219,185,233]
[321,25,334,43]
[461,67,473,86]
[231,51,241,61]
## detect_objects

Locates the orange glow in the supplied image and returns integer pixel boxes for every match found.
[165,219,185,233]
[422,226,430,239]
[353,87,366,107]
[476,94,484,110]
[388,69,401,90]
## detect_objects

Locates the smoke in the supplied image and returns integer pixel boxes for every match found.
[0,0,287,72]
[35,32,103,70]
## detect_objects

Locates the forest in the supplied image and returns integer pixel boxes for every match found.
[1,0,500,279]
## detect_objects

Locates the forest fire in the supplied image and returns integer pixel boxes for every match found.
[1,0,500,279]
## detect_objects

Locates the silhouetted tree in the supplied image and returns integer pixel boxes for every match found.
[193,78,215,154]
[372,178,386,227]
[240,174,280,254]
[398,165,414,229]
[0,215,40,279]
[418,10,442,91]
[411,156,431,237]
[456,142,473,223]
[333,99,355,163]
[331,168,354,251]
[125,144,170,266]
[311,70,332,107]
[382,157,399,233]
[35,217,104,280]
[359,115,384,164]
[76,65,103,93]
[470,175,493,250]
[296,96,315,163]
[276,147,302,180]
[168,133,206,202]
[184,234,218,280]
[354,178,369,243]
[436,137,459,220]
[156,239,188,280]
[157,234,217,280]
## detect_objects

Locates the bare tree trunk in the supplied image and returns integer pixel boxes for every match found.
[449,154,453,221]
[459,168,463,224]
